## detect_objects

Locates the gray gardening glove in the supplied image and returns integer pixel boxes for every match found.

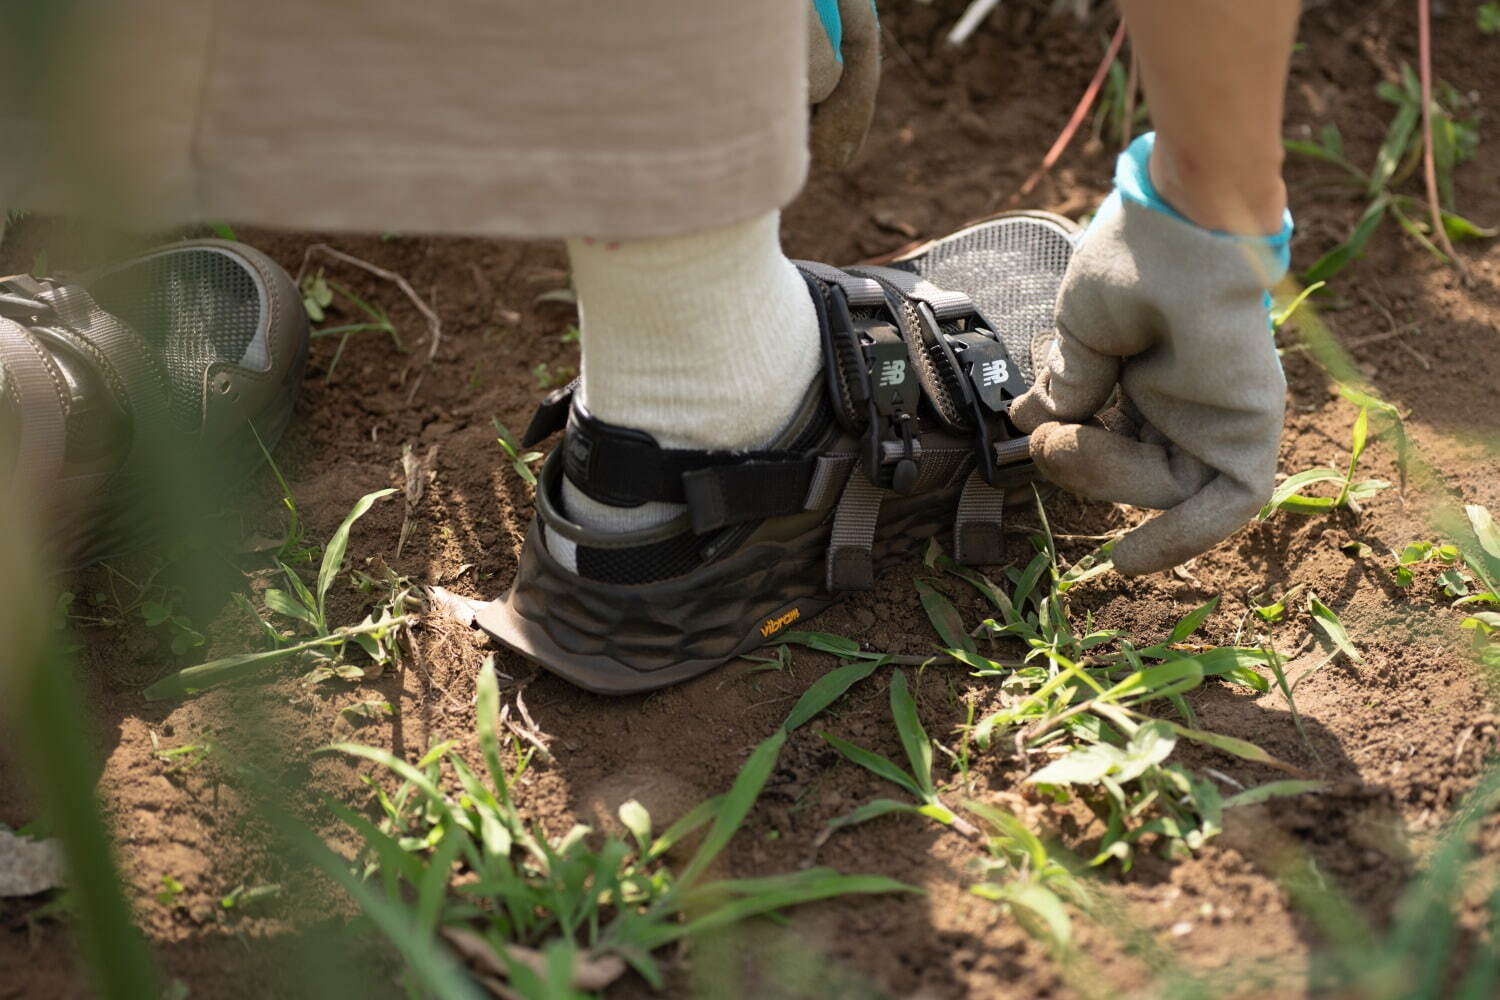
[1011,134,1292,576]
[806,0,881,168]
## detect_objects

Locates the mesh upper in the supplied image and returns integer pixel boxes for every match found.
[897,215,1075,381]
[88,248,266,431]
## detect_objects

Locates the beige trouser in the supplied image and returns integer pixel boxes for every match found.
[0,0,809,239]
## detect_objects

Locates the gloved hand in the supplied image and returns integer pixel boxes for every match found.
[1010,132,1293,575]
[806,0,880,169]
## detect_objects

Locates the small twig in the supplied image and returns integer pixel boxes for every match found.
[1008,522,1123,542]
[1453,725,1474,764]
[504,687,555,766]
[946,0,1004,47]
[1009,21,1126,204]
[295,243,444,362]
[1416,0,1467,280]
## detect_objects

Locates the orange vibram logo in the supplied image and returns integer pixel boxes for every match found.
[759,608,801,638]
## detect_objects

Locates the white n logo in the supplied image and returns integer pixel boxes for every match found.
[980,359,1010,387]
[878,359,906,387]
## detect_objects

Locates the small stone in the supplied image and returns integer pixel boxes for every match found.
[1170,921,1194,937]
[0,830,65,897]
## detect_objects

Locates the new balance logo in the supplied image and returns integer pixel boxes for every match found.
[878,359,906,387]
[979,359,1010,387]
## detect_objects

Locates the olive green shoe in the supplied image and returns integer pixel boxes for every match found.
[0,238,309,566]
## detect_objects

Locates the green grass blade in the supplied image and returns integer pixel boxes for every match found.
[820,730,923,800]
[773,630,869,658]
[1308,594,1362,663]
[416,825,467,935]
[315,488,397,621]
[1257,468,1345,520]
[675,730,786,889]
[932,554,1020,623]
[822,798,925,838]
[783,658,885,732]
[1101,658,1205,704]
[645,872,917,949]
[1222,780,1326,809]
[326,742,451,814]
[977,879,1073,949]
[18,642,160,999]
[142,646,307,701]
[1011,551,1051,613]
[1168,596,1220,643]
[888,671,935,797]
[263,587,319,626]
[270,807,482,1000]
[647,795,723,861]
[1370,100,1420,194]
[1161,723,1277,765]
[914,580,976,655]
[474,655,512,806]
[1466,504,1500,561]
[964,800,1051,872]
[1302,195,1389,285]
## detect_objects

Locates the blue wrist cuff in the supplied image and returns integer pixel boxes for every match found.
[1114,132,1294,276]
[813,0,844,62]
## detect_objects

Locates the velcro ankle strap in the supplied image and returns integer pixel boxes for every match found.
[561,401,828,533]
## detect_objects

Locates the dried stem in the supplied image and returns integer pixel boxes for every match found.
[295,243,444,362]
[1416,0,1467,279]
[1010,20,1127,204]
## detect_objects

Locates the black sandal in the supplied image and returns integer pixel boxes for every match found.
[477,212,1078,694]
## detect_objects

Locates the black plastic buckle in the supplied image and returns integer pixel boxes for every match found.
[857,321,920,493]
[909,299,1031,485]
[0,276,52,322]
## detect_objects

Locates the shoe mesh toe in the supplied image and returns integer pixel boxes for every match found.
[89,248,265,431]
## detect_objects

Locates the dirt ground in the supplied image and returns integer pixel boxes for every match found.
[4,1,1500,996]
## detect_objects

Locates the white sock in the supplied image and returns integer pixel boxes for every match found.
[558,210,821,537]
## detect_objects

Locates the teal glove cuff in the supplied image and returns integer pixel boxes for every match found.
[1112,132,1293,279]
[813,0,843,62]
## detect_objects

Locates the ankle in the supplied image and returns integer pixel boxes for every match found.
[567,211,821,451]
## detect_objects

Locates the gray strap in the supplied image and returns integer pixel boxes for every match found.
[0,318,68,494]
[37,283,170,432]
[803,453,857,511]
[953,468,1007,566]
[794,260,888,309]
[846,265,977,321]
[827,468,885,591]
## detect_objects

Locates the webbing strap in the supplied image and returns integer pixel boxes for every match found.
[521,379,577,447]
[563,403,806,509]
[794,260,888,309]
[827,469,884,591]
[847,265,977,321]
[803,454,857,511]
[953,468,1007,566]
[0,318,67,495]
[36,283,170,435]
[682,458,819,534]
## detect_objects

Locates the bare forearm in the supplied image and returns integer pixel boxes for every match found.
[1117,0,1300,234]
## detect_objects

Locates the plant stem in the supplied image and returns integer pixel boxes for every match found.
[1417,0,1465,276]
